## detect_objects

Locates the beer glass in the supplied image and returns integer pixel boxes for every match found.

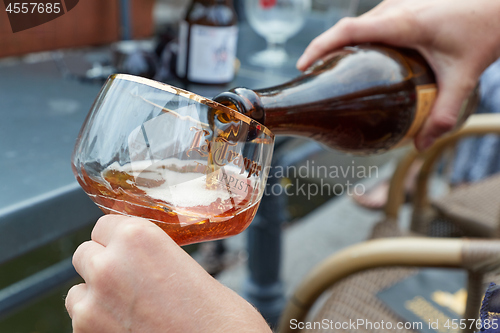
[72,74,274,245]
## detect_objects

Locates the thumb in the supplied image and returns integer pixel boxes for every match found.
[297,9,419,71]
[414,73,477,150]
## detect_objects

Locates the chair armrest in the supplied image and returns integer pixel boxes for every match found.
[278,238,464,333]
[454,113,500,135]
[423,113,500,165]
[411,113,500,232]
[385,148,419,219]
[384,114,500,223]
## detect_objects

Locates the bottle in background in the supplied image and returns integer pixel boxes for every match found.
[176,0,238,85]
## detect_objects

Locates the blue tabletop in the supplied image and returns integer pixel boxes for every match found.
[0,61,103,209]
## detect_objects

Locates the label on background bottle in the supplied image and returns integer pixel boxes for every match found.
[403,83,438,141]
[187,24,238,84]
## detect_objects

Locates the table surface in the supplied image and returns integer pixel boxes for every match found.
[0,17,327,262]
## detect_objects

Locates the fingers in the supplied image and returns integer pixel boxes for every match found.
[72,240,105,281]
[66,283,127,333]
[297,7,421,71]
[414,74,476,150]
[297,17,375,70]
[92,215,168,248]
[66,283,88,319]
[91,215,137,246]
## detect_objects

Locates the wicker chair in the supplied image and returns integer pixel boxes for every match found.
[278,235,500,333]
[386,113,500,237]
[277,114,500,333]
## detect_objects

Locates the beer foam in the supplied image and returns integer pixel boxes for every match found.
[106,160,234,209]
[142,172,231,208]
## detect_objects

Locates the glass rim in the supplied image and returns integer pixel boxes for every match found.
[110,74,274,139]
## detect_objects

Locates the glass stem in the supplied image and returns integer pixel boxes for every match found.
[266,39,285,52]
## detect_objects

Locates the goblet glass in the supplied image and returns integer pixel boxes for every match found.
[72,74,274,245]
[245,0,311,67]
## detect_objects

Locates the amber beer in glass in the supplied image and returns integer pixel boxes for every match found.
[72,75,274,245]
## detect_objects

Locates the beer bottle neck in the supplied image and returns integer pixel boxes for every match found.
[213,86,315,135]
[213,88,264,122]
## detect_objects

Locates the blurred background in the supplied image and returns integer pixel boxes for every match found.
[0,1,395,332]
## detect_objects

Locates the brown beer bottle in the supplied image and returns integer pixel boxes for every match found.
[213,44,478,154]
[176,0,238,84]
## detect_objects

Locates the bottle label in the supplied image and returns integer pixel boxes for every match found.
[403,83,438,142]
[185,24,238,84]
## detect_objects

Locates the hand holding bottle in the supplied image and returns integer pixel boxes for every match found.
[297,0,500,150]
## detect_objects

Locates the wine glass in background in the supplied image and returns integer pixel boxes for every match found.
[245,0,311,67]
